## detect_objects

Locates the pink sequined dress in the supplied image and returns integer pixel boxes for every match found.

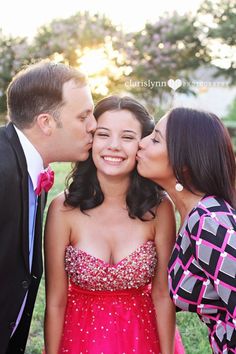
[59,240,185,354]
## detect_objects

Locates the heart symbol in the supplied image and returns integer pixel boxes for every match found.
[167,79,182,91]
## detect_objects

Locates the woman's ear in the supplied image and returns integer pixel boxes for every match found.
[36,113,56,136]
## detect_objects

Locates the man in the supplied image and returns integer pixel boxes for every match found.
[0,60,97,353]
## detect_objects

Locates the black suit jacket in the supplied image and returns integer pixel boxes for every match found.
[0,123,46,353]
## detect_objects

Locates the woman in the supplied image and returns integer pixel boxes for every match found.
[137,107,236,353]
[44,96,185,353]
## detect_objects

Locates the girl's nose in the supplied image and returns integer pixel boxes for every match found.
[108,137,121,151]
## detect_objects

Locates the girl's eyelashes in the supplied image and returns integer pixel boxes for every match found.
[96,133,109,137]
[123,136,134,140]
[95,133,135,140]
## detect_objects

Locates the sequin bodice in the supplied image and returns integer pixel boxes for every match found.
[65,240,157,291]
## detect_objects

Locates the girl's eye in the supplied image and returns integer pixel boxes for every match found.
[151,138,159,144]
[123,136,134,140]
[96,133,109,137]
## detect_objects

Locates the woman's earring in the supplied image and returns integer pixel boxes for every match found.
[175,181,183,192]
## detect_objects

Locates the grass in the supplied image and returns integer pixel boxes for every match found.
[25,162,211,354]
[25,162,72,354]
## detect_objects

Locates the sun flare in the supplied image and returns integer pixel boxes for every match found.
[77,47,109,76]
[76,43,129,97]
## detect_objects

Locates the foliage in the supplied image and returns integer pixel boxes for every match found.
[123,12,211,110]
[224,96,236,121]
[30,12,129,102]
[0,12,129,109]
[31,12,117,63]
[222,97,236,152]
[0,3,235,113]
[198,0,236,84]
[0,30,31,112]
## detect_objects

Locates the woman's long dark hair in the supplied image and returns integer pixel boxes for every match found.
[64,96,164,220]
[166,107,236,207]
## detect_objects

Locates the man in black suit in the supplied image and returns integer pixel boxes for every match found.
[0,60,96,353]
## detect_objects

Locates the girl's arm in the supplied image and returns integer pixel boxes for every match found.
[152,197,177,354]
[44,194,70,354]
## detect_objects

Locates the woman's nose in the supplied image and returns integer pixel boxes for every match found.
[139,135,148,149]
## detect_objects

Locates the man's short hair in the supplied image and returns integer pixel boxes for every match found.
[7,59,87,129]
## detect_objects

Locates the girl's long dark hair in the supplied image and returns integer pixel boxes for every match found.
[166,107,236,208]
[64,96,164,220]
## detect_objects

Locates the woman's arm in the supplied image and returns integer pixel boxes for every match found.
[44,194,71,354]
[152,197,177,354]
[189,212,236,319]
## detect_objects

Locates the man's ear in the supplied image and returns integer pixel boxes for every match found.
[36,113,56,135]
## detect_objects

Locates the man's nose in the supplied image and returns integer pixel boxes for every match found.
[87,114,97,133]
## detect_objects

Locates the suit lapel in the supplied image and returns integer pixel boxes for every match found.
[5,122,30,272]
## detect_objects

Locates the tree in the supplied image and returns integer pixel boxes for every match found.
[31,12,129,102]
[0,30,30,112]
[0,12,130,112]
[224,96,236,121]
[31,12,116,63]
[123,12,211,114]
[198,0,236,84]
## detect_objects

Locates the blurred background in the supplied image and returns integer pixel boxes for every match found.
[0,0,235,352]
[0,0,235,124]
